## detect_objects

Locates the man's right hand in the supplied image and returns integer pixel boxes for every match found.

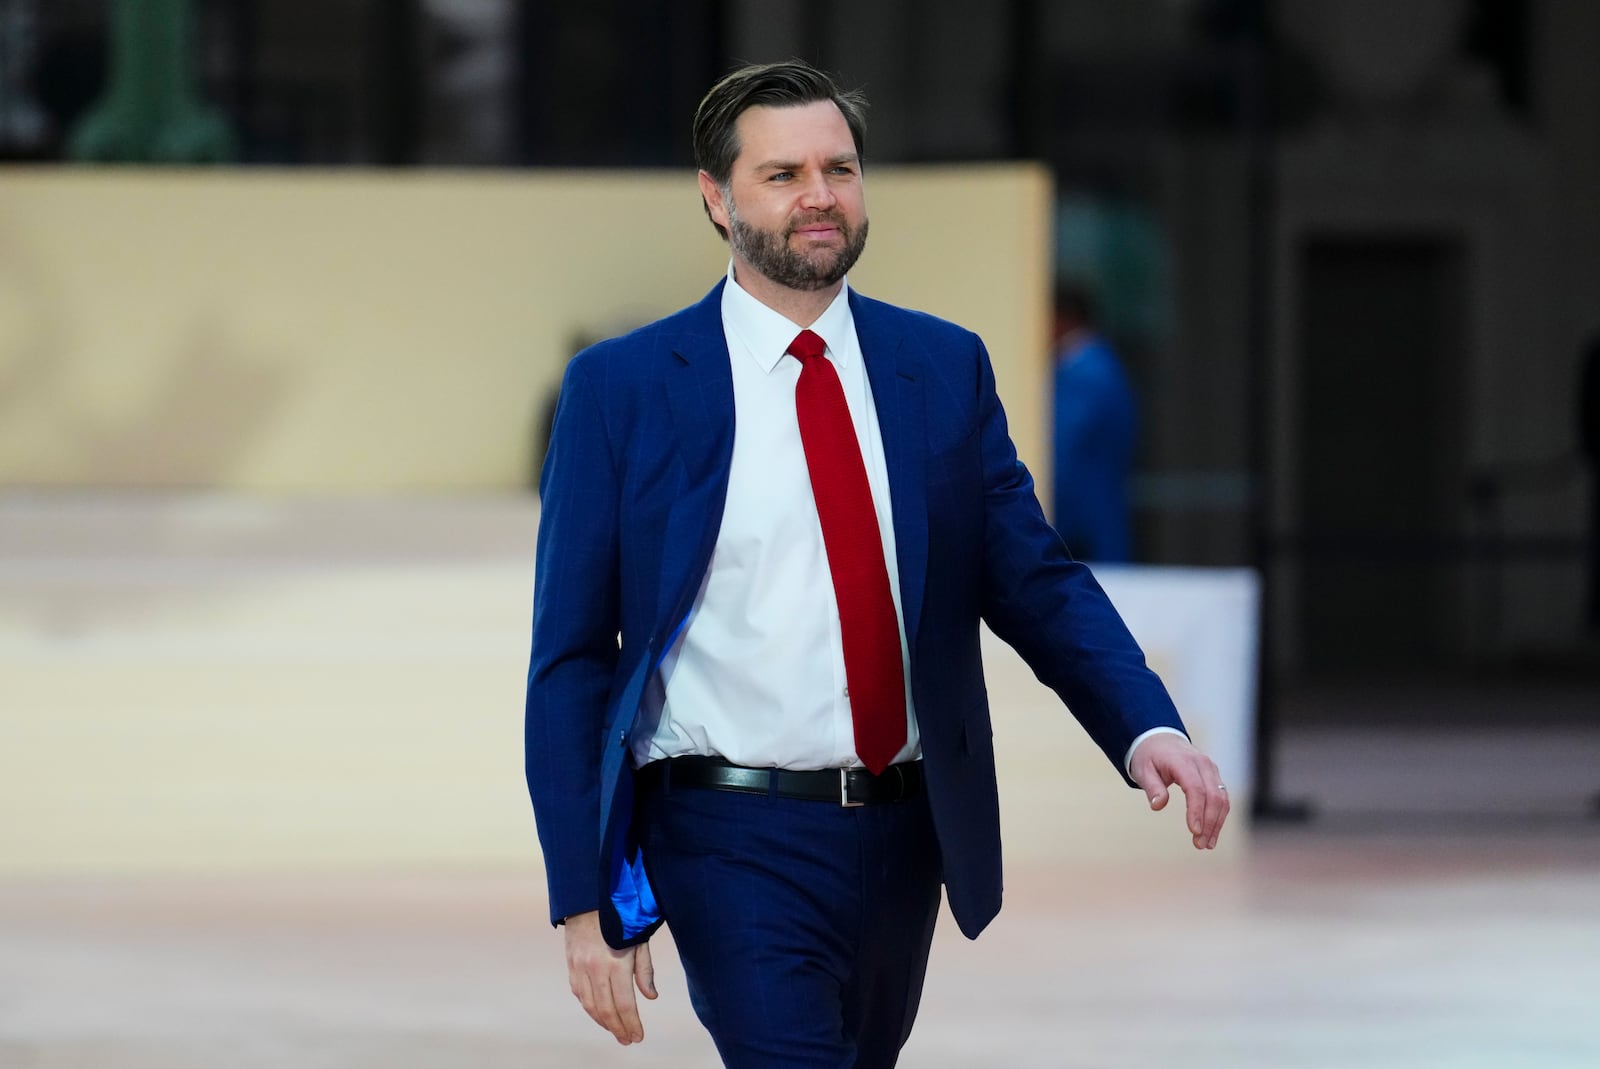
[562,910,657,1045]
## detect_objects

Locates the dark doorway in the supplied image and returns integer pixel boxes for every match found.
[1296,236,1469,674]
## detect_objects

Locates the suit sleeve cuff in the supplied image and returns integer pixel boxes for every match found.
[1123,726,1188,780]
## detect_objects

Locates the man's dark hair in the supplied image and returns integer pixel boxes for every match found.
[692,61,868,239]
[1054,282,1098,327]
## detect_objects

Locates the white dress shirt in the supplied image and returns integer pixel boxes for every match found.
[633,269,918,770]
[632,268,1181,776]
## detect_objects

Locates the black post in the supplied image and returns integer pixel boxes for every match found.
[1002,0,1042,159]
[372,0,420,166]
[1240,0,1309,823]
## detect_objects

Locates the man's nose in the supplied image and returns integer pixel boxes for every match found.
[797,171,837,209]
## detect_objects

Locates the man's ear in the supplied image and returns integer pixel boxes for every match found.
[697,171,731,234]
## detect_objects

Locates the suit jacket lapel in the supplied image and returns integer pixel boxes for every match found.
[659,283,736,642]
[851,291,928,654]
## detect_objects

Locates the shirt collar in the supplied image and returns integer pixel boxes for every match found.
[722,263,855,374]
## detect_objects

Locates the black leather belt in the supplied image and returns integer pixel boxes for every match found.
[637,756,923,807]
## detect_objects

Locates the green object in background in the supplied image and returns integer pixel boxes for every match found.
[1056,193,1173,347]
[68,0,236,164]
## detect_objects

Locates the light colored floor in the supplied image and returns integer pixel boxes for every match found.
[3,493,1599,1067]
[4,832,1600,1068]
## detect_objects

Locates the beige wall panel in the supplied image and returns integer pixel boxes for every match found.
[0,166,1051,491]
[848,163,1055,492]
[0,497,1242,875]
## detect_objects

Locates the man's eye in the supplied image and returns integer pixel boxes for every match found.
[769,172,793,182]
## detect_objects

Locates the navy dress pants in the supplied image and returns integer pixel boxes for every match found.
[639,775,943,1069]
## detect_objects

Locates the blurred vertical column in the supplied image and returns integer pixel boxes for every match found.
[0,0,51,156]
[1236,0,1298,821]
[67,0,235,163]
[417,0,515,165]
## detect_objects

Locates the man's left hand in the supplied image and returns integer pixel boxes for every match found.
[1128,734,1230,850]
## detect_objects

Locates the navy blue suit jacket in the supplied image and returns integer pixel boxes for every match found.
[525,281,1185,949]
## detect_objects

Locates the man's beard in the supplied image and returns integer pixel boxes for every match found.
[727,202,869,292]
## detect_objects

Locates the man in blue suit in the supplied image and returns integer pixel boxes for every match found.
[526,61,1230,1068]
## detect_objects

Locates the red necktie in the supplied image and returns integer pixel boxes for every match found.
[788,329,907,775]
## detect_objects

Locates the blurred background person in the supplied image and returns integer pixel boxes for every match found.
[1051,282,1138,563]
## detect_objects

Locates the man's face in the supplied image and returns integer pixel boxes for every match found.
[701,100,869,292]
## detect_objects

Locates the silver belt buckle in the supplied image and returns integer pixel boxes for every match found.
[839,768,864,808]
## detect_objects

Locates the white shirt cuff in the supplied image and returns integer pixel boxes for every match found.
[1123,726,1188,780]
